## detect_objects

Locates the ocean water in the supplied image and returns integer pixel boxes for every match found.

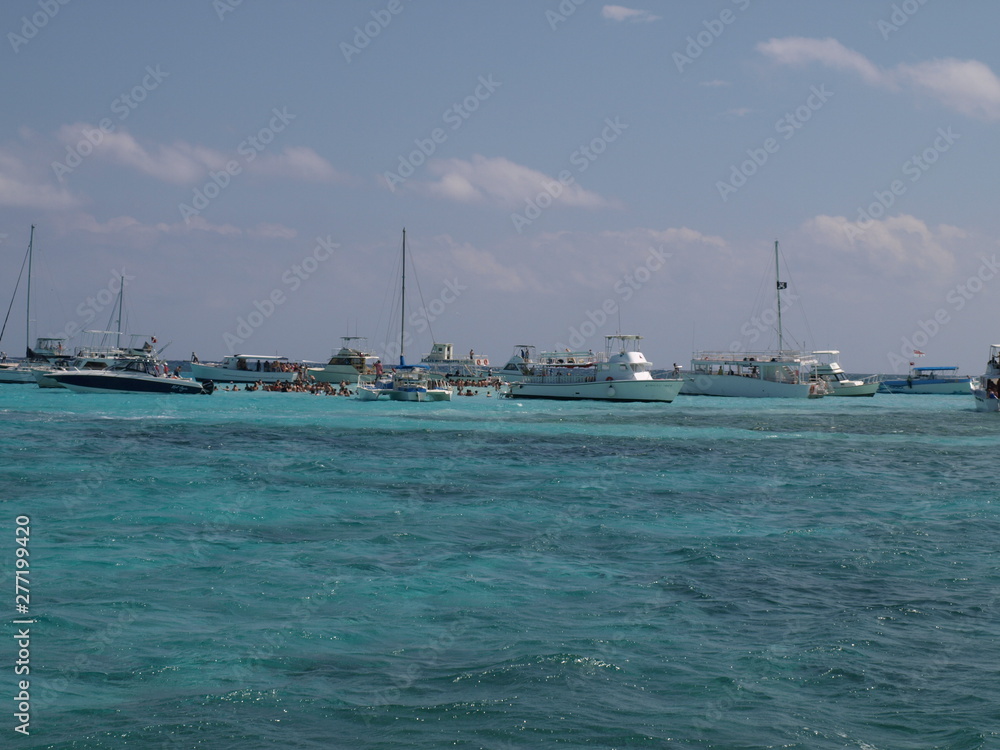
[2,388,999,749]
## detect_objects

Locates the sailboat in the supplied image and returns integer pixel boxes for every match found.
[681,240,829,398]
[0,226,73,384]
[356,229,452,402]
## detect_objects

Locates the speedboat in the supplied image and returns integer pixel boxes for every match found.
[878,365,973,394]
[190,354,300,384]
[812,351,879,396]
[307,337,380,384]
[49,359,213,394]
[503,334,683,402]
[971,345,1000,411]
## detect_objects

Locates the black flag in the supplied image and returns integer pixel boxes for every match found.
[776,281,788,289]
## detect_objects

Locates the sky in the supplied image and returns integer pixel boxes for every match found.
[2,0,1000,373]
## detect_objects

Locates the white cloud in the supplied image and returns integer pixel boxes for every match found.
[245,146,344,182]
[55,125,345,184]
[0,150,79,209]
[410,155,618,210]
[758,37,1000,120]
[601,5,660,23]
[802,213,960,277]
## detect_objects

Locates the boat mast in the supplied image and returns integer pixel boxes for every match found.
[774,239,784,354]
[25,225,34,359]
[116,274,124,349]
[400,228,406,367]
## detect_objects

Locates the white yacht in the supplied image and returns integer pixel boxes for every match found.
[190,355,300,384]
[50,359,212,395]
[812,351,879,397]
[503,334,683,402]
[307,337,379,384]
[972,345,1000,411]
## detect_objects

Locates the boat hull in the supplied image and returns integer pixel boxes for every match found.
[972,388,1000,412]
[506,378,683,402]
[356,386,452,401]
[307,365,366,384]
[0,365,47,384]
[51,372,210,394]
[827,381,880,397]
[879,378,973,395]
[681,374,820,398]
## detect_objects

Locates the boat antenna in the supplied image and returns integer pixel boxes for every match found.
[774,239,784,354]
[400,228,406,368]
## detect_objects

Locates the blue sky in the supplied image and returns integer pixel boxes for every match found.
[2,0,999,372]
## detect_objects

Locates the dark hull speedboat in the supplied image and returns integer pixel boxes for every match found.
[50,360,213,394]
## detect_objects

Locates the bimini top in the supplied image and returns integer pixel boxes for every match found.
[913,366,959,371]
[229,354,289,361]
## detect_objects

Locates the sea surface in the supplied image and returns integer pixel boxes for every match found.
[1,387,998,749]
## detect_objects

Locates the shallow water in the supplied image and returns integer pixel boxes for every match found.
[2,388,998,748]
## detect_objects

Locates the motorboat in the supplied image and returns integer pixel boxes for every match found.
[503,334,683,402]
[878,365,974,394]
[307,337,380,384]
[355,229,452,403]
[190,354,300,384]
[49,358,213,394]
[812,351,879,396]
[972,344,1000,411]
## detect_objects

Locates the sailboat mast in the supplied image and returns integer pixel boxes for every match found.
[774,240,784,354]
[25,225,34,359]
[116,274,124,349]
[400,228,406,367]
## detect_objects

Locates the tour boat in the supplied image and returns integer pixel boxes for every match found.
[878,365,974,394]
[681,241,828,398]
[503,334,683,402]
[420,342,493,377]
[496,345,598,383]
[190,354,300,384]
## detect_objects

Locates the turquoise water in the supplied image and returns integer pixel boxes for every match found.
[2,388,999,748]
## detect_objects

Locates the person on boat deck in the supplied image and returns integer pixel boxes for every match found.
[469,349,475,360]
[256,360,261,371]
[237,358,248,370]
[173,365,181,378]
[375,360,384,376]
[191,352,199,363]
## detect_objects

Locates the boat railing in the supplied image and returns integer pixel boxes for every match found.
[693,350,816,363]
[520,372,599,385]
